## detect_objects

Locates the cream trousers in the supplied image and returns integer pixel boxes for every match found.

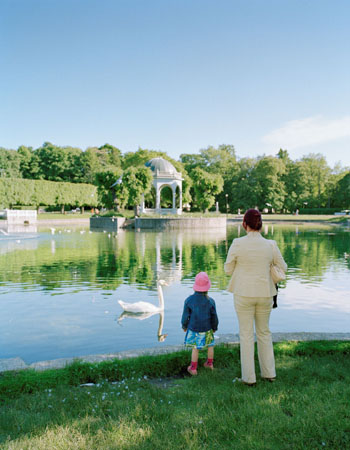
[234,295,276,384]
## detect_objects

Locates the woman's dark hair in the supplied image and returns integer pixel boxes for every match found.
[243,208,262,230]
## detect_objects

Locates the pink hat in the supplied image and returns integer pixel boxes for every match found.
[193,272,211,292]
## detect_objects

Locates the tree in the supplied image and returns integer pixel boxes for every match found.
[98,144,122,167]
[191,167,224,212]
[0,148,21,178]
[200,144,237,176]
[228,157,258,212]
[95,169,124,210]
[300,153,331,208]
[122,166,153,214]
[34,142,84,182]
[252,156,286,211]
[122,148,165,169]
[17,145,40,179]
[332,171,350,209]
[282,160,310,212]
[180,153,206,173]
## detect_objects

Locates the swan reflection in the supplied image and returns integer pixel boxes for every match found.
[117,310,168,342]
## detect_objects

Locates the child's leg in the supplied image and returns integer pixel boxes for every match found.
[188,348,199,375]
[204,345,214,369]
[191,348,199,363]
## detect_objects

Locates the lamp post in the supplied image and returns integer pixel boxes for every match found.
[225,194,228,217]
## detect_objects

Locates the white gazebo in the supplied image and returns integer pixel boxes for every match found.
[140,157,183,215]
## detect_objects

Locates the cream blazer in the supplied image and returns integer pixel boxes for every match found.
[224,231,287,297]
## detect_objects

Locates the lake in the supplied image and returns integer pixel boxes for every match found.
[0,222,349,364]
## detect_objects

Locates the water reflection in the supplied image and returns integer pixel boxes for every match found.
[0,224,350,363]
[117,310,168,342]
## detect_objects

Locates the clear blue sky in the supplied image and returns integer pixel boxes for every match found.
[1,0,349,167]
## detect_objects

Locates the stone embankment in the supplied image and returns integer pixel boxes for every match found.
[1,332,349,373]
[135,217,226,230]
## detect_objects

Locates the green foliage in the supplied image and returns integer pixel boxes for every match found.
[122,147,166,169]
[94,169,124,209]
[0,179,97,209]
[0,147,22,178]
[191,167,224,212]
[332,171,350,209]
[299,208,341,214]
[34,142,85,182]
[81,144,122,184]
[299,153,331,208]
[253,156,286,210]
[122,166,153,208]
[1,143,350,211]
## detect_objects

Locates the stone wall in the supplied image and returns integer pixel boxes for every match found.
[134,217,226,230]
[90,216,126,231]
[1,209,37,224]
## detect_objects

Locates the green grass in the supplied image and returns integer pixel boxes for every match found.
[260,214,338,222]
[37,212,93,220]
[97,209,135,219]
[1,341,350,449]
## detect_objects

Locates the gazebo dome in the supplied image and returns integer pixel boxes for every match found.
[145,157,177,175]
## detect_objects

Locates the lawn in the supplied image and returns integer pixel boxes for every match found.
[1,341,349,449]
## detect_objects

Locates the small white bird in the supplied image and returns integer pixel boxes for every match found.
[118,280,167,313]
[50,228,56,235]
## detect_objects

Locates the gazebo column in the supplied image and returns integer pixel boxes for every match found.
[172,186,176,213]
[156,184,161,212]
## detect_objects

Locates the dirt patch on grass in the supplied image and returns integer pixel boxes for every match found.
[147,375,184,389]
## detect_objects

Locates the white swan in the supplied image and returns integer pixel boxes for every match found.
[118,279,167,313]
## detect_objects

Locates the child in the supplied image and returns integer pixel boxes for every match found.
[181,272,219,375]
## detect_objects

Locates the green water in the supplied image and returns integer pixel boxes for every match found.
[0,223,349,364]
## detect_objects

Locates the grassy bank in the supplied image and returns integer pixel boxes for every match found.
[37,212,92,220]
[1,341,350,449]
[260,214,337,222]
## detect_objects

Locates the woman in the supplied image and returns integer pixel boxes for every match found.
[224,209,287,386]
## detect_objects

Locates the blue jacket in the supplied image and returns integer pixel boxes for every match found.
[181,292,219,332]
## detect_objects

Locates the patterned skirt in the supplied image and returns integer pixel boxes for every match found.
[184,329,215,349]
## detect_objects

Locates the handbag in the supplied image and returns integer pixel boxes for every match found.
[270,264,286,284]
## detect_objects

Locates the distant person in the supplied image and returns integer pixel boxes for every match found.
[181,272,219,375]
[224,209,287,386]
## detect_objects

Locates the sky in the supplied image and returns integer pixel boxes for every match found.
[1,0,349,168]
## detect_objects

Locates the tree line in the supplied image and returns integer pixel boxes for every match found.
[0,142,349,212]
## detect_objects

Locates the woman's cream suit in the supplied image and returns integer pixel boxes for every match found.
[224,232,287,384]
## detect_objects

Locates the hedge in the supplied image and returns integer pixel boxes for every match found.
[0,178,98,209]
